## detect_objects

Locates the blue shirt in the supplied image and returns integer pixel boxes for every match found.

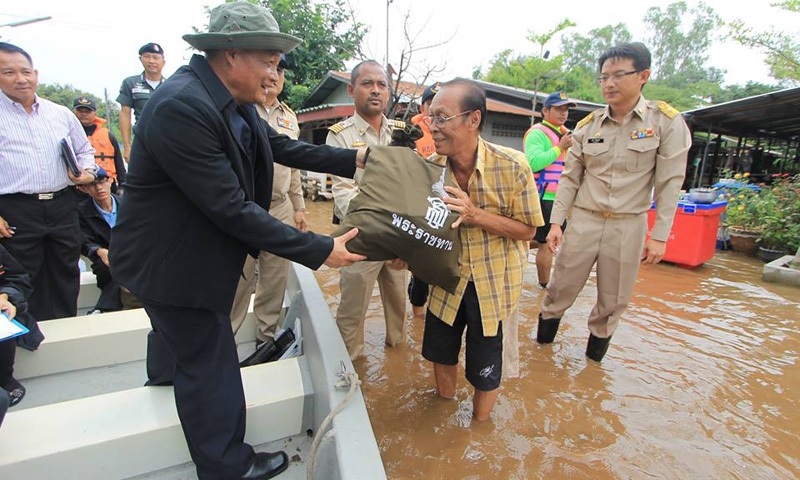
[94,196,118,228]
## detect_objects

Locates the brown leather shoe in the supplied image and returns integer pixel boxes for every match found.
[241,451,289,479]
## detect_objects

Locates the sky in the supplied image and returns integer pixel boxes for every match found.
[0,0,796,101]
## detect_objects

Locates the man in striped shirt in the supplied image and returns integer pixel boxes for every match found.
[422,79,543,421]
[0,42,97,321]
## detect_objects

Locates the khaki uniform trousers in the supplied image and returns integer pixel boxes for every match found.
[540,207,647,338]
[336,260,407,360]
[229,198,294,341]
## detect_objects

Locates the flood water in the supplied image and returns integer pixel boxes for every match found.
[303,198,800,480]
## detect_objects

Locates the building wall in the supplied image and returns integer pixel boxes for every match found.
[327,84,352,105]
[483,113,530,152]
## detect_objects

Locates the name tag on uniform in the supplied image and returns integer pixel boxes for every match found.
[630,128,654,140]
[351,141,367,147]
[131,87,150,94]
[587,138,604,144]
[277,117,294,130]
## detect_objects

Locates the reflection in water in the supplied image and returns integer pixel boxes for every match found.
[303,199,800,479]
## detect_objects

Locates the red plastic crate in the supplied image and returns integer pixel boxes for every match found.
[646,200,727,268]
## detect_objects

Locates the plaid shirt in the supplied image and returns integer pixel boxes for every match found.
[428,138,544,336]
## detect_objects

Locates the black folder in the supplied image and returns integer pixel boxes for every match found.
[59,137,82,177]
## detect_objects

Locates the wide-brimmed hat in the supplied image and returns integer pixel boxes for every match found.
[183,2,302,53]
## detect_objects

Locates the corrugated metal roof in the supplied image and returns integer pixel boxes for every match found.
[683,86,800,141]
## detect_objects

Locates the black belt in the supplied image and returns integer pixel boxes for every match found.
[3,187,72,201]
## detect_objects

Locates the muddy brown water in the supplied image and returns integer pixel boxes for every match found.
[303,199,800,480]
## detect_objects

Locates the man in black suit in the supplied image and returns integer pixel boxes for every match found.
[77,167,123,313]
[108,3,367,479]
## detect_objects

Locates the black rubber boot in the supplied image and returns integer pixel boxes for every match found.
[536,313,561,344]
[586,334,612,362]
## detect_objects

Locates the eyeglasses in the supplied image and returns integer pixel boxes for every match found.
[422,111,473,128]
[597,70,639,84]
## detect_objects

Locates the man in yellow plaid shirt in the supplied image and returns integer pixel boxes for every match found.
[422,79,543,421]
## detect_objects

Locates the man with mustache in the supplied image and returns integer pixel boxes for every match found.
[327,60,408,360]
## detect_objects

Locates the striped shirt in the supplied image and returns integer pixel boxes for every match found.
[0,92,95,195]
[427,138,544,336]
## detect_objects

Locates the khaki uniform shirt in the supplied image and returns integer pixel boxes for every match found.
[326,113,403,220]
[551,95,691,241]
[257,101,305,213]
[427,138,544,337]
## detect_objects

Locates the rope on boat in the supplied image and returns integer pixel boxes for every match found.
[306,360,361,480]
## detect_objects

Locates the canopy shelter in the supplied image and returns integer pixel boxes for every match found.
[682,87,800,187]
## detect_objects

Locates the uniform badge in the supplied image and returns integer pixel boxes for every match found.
[277,117,294,130]
[630,128,655,140]
[352,141,367,147]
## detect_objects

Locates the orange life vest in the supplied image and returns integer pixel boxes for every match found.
[411,113,436,158]
[88,117,117,181]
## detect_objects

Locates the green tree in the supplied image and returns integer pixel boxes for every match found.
[560,24,633,103]
[560,24,632,73]
[256,0,367,106]
[478,0,784,111]
[713,81,777,103]
[727,0,800,85]
[37,83,121,139]
[641,1,727,109]
[481,20,575,102]
[643,1,721,81]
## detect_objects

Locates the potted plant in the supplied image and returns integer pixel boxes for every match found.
[722,173,762,255]
[756,173,800,262]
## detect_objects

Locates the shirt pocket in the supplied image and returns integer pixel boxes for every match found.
[626,137,659,172]
[582,141,611,175]
[132,90,151,101]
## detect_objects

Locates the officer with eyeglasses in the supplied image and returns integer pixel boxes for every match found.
[536,42,691,362]
[421,78,543,422]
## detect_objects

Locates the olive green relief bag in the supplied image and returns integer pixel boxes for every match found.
[333,145,462,293]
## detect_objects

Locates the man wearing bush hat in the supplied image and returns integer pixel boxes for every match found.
[109,2,368,479]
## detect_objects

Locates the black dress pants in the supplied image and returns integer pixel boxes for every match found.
[90,260,123,311]
[0,338,16,385]
[0,190,80,320]
[143,302,253,480]
[408,274,429,307]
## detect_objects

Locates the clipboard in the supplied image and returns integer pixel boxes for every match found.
[0,312,29,342]
[59,137,83,177]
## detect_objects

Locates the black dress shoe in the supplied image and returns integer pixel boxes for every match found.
[241,451,289,480]
[536,313,561,344]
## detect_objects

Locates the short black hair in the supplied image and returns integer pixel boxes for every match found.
[598,42,651,73]
[350,60,387,86]
[440,78,487,130]
[0,42,33,66]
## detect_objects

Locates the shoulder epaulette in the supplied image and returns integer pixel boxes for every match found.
[656,101,680,119]
[328,122,346,134]
[575,110,597,130]
[279,101,295,116]
[389,119,406,129]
